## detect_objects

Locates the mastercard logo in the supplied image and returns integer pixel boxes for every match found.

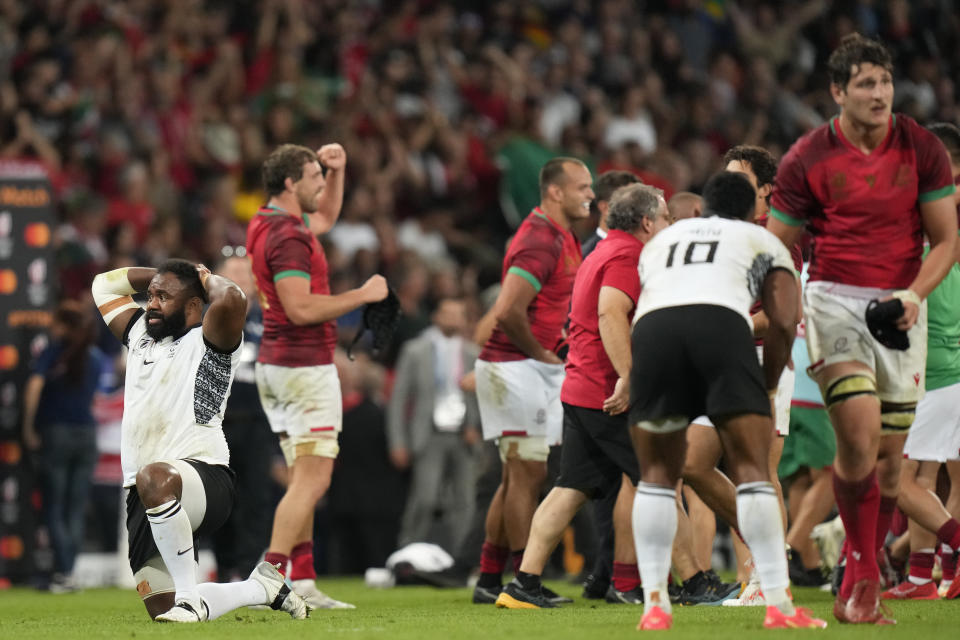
[0,270,15,294]
[0,346,18,370]
[23,223,50,247]
[0,536,24,560]
[0,441,20,464]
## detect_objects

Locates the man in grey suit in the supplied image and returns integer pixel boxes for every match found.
[388,297,481,551]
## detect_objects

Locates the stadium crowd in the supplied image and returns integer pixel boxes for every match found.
[5,0,960,607]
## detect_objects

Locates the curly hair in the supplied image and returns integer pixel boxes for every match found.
[721,145,778,189]
[702,171,756,221]
[158,258,208,304]
[827,33,893,89]
[262,144,318,197]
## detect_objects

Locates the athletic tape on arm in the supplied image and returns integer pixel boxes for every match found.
[92,268,140,324]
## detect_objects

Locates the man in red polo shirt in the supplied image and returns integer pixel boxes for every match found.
[493,183,669,608]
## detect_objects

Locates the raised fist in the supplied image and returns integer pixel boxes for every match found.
[317,143,347,171]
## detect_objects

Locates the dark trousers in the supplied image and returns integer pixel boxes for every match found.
[41,424,98,575]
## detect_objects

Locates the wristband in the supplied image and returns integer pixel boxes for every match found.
[891,289,921,307]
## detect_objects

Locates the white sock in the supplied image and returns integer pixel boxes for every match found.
[634,482,677,615]
[146,499,199,605]
[736,481,794,616]
[197,579,268,620]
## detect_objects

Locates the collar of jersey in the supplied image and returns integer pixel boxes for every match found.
[829,113,895,156]
[605,229,642,246]
[259,204,311,229]
[532,206,566,232]
[259,204,288,216]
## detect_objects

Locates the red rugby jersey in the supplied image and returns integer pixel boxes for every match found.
[480,208,581,362]
[561,229,642,410]
[246,206,337,366]
[770,114,954,289]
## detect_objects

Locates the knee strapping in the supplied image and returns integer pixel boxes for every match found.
[881,401,916,433]
[822,373,877,409]
[134,556,174,600]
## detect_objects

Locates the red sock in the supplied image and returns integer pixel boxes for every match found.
[834,469,881,600]
[612,562,640,593]
[264,551,289,576]
[289,541,316,581]
[876,495,897,552]
[908,550,935,582]
[511,549,524,576]
[478,542,509,576]
[940,544,957,581]
[937,519,960,550]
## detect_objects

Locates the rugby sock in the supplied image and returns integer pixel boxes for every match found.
[612,562,640,593]
[289,541,316,581]
[937,519,960,551]
[197,579,265,620]
[511,549,525,576]
[146,499,199,604]
[833,469,880,600]
[907,549,934,585]
[516,570,541,591]
[876,495,897,552]
[940,543,957,584]
[634,483,676,615]
[264,552,289,577]
[477,542,508,588]
[736,481,794,616]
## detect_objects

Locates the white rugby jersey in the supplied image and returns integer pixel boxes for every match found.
[120,311,241,487]
[633,216,794,328]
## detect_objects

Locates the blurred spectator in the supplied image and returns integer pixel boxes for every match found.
[387,297,480,552]
[21,301,108,592]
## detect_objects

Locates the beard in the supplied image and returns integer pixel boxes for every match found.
[145,307,187,341]
[298,188,320,214]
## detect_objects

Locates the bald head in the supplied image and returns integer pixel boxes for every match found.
[667,192,703,223]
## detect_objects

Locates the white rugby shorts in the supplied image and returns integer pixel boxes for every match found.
[475,358,564,446]
[255,362,342,437]
[903,381,960,462]
[803,281,926,405]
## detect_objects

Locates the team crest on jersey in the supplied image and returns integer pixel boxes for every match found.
[864,174,876,188]
[893,164,912,188]
[829,172,848,199]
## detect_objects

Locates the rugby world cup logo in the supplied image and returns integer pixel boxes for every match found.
[26,258,48,306]
[0,212,11,260]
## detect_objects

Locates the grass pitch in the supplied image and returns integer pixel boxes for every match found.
[1,578,957,639]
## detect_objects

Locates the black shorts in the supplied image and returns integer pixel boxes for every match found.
[629,305,769,426]
[554,403,639,499]
[126,459,236,574]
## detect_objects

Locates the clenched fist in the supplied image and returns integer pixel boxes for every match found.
[317,143,347,171]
